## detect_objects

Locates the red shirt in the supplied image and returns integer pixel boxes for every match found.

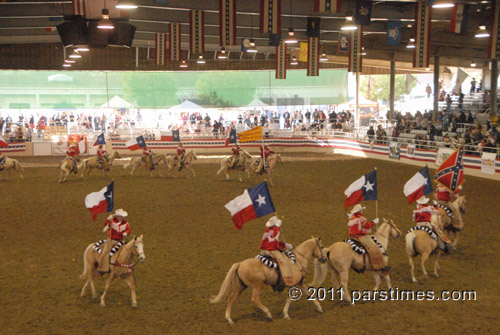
[260,226,286,251]
[260,147,275,159]
[348,214,375,236]
[232,147,242,155]
[436,186,451,201]
[104,217,131,241]
[177,147,186,156]
[66,147,76,157]
[142,148,151,156]
[413,204,438,223]
[97,148,107,157]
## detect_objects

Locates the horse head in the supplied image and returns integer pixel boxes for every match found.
[133,234,146,262]
[382,218,401,239]
[311,236,327,263]
[457,195,467,214]
[113,151,122,159]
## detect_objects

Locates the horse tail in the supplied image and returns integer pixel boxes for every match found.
[80,244,93,279]
[77,159,87,171]
[405,232,417,258]
[13,160,24,171]
[209,263,239,304]
[308,259,329,287]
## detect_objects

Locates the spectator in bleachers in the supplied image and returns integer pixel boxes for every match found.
[470,78,477,94]
[391,127,399,139]
[458,91,464,111]
[446,94,452,113]
[367,126,375,142]
[376,125,387,144]
[458,111,467,124]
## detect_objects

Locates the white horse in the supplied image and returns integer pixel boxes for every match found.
[216,150,253,181]
[80,235,146,308]
[165,150,197,178]
[123,154,167,177]
[0,156,24,180]
[78,151,122,177]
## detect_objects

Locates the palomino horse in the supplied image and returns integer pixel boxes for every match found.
[123,154,167,177]
[210,238,326,324]
[165,150,197,178]
[246,154,283,186]
[309,219,401,304]
[78,151,122,177]
[80,235,146,308]
[0,156,24,180]
[59,155,80,183]
[439,195,467,247]
[216,150,253,181]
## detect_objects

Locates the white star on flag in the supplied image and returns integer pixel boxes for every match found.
[363,180,375,192]
[255,194,266,206]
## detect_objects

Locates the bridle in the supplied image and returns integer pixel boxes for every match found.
[314,238,327,264]
[376,220,401,239]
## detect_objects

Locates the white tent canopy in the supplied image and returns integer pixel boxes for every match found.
[169,100,203,110]
[247,98,269,107]
[100,95,133,108]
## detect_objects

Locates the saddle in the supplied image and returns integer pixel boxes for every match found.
[353,235,387,271]
[257,250,302,289]
[408,226,437,240]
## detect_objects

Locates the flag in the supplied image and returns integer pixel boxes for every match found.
[238,126,263,142]
[169,23,181,61]
[348,27,363,73]
[314,0,341,13]
[454,68,469,93]
[225,128,237,146]
[276,40,287,79]
[413,2,431,68]
[260,0,281,34]
[404,166,433,204]
[344,170,377,210]
[125,135,147,151]
[434,148,464,193]
[172,129,180,142]
[299,42,308,62]
[219,0,236,46]
[224,182,276,230]
[307,17,321,38]
[386,21,401,46]
[338,32,350,53]
[93,133,106,146]
[355,0,372,26]
[155,33,166,66]
[307,37,320,77]
[406,74,416,94]
[0,136,8,148]
[449,4,468,34]
[489,0,500,59]
[85,181,114,221]
[68,135,86,155]
[190,10,204,54]
[72,0,86,16]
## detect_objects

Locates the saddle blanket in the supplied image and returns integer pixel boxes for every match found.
[408,226,437,240]
[344,236,383,255]
[255,250,296,269]
[437,204,454,218]
[94,240,127,257]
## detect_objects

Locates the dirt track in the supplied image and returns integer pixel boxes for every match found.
[1,154,499,334]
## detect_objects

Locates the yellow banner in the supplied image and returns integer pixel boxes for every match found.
[238,126,263,142]
[299,42,308,62]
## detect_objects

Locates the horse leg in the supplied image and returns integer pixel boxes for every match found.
[433,250,442,278]
[251,285,273,320]
[408,256,418,283]
[338,269,351,304]
[124,274,138,308]
[420,252,430,280]
[372,271,381,291]
[225,277,246,325]
[268,169,274,186]
[188,166,196,178]
[382,272,393,289]
[100,274,115,307]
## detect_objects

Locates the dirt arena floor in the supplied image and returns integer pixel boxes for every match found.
[1,153,499,335]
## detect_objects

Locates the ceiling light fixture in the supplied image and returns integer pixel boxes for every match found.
[218,47,227,59]
[285,28,298,44]
[65,59,76,63]
[406,38,416,49]
[97,8,114,30]
[471,60,477,68]
[341,12,357,31]
[432,1,455,9]
[475,25,490,38]
[63,63,71,67]
[180,60,188,68]
[197,55,205,64]
[320,53,328,61]
[75,47,89,52]
[115,0,138,9]
[290,56,298,65]
[361,47,367,56]
[69,50,82,58]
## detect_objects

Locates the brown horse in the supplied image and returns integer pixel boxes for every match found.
[123,153,167,177]
[58,155,80,183]
[0,156,24,180]
[78,151,122,177]
[309,219,401,304]
[165,150,197,178]
[216,150,253,181]
[246,154,283,186]
[210,237,326,324]
[80,235,146,308]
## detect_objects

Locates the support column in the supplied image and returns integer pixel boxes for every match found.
[355,71,360,129]
[433,55,440,122]
[389,60,395,120]
[490,59,498,115]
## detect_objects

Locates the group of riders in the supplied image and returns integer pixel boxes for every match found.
[229,142,275,174]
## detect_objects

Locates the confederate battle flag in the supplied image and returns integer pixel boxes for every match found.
[434,148,464,193]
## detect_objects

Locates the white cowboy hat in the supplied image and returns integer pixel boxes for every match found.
[265,215,282,228]
[69,143,76,148]
[416,196,430,204]
[113,209,128,217]
[350,204,365,214]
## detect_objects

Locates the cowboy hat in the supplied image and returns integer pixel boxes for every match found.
[113,209,128,217]
[416,196,429,204]
[350,204,365,214]
[265,215,282,228]
[69,143,76,148]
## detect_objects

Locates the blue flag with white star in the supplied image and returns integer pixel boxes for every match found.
[344,170,377,209]
[136,135,147,148]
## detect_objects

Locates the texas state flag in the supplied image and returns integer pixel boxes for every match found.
[84,181,114,221]
[93,133,106,146]
[224,182,276,230]
[403,166,433,204]
[125,135,147,151]
[344,170,377,210]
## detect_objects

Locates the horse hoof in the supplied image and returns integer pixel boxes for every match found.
[412,278,418,283]
[226,318,234,326]
[132,302,137,308]
[316,307,324,313]
[284,316,291,320]
[100,301,106,307]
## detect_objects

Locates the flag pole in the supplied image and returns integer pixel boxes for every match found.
[375,167,378,219]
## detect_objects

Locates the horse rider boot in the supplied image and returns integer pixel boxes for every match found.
[260,216,302,286]
[348,204,390,272]
[148,153,155,171]
[413,196,452,251]
[177,154,185,171]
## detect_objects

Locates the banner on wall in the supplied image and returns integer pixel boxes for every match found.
[481,152,497,174]
[389,141,400,159]
[406,144,415,158]
[435,148,454,167]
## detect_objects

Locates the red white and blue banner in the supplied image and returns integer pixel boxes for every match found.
[155,32,166,65]
[125,135,147,151]
[85,181,114,221]
[225,128,237,146]
[348,27,362,73]
[260,0,281,35]
[489,0,500,59]
[434,148,464,193]
[344,169,377,209]
[314,0,341,13]
[276,40,287,79]
[413,2,431,68]
[219,0,236,46]
[0,136,8,148]
[307,37,320,76]
[190,10,205,54]
[225,182,276,230]
[404,166,433,204]
[449,4,468,34]
[93,133,106,146]
[169,23,181,61]
[72,0,86,16]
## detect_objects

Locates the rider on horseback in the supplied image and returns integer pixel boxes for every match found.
[66,143,78,174]
[256,144,274,174]
[435,183,462,207]
[98,209,131,275]
[0,151,4,170]
[142,146,154,171]
[230,143,242,168]
[176,142,186,171]
[97,145,110,171]
[413,196,451,251]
